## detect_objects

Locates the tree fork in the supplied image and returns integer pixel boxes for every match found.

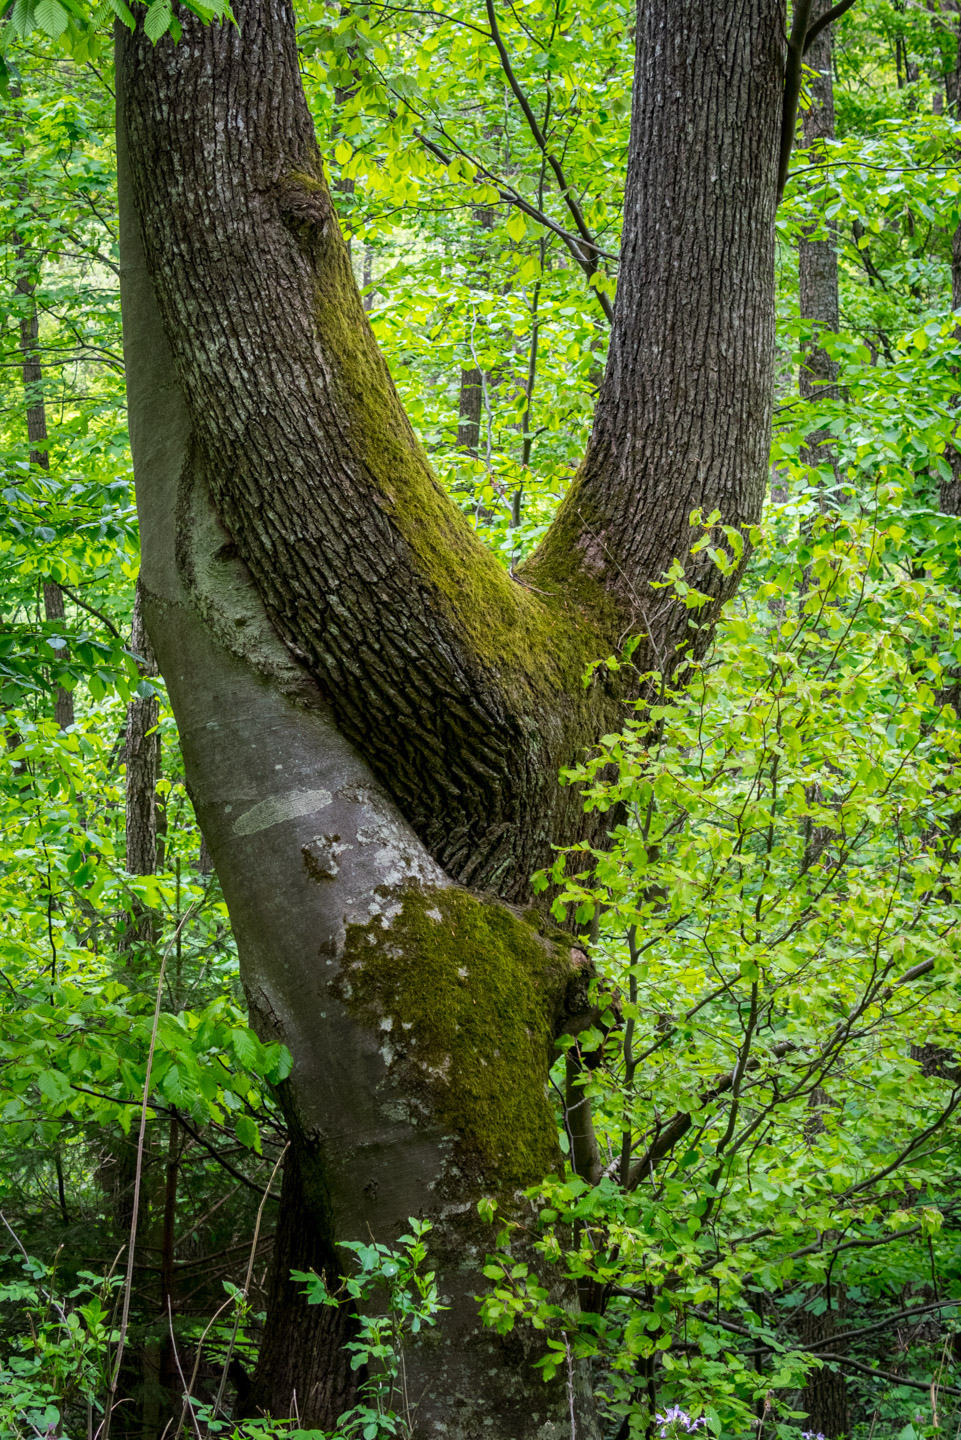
[117,1,785,1432]
[117,0,784,901]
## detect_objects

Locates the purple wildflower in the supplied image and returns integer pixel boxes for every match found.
[656,1406,708,1437]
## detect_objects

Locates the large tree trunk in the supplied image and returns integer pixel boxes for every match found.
[116,0,784,1431]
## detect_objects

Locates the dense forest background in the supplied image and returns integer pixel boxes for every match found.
[3,1,961,1437]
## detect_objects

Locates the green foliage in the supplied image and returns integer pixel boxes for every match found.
[491,495,961,1436]
[290,1220,443,1440]
[0,1247,121,1438]
[3,1,961,1437]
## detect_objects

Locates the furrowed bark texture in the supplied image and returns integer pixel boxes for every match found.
[124,584,159,880]
[118,77,596,1437]
[117,0,785,1432]
[456,367,483,455]
[798,3,841,479]
[530,1,784,664]
[118,0,783,898]
[122,584,159,953]
[117,0,608,899]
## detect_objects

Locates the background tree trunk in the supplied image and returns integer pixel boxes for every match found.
[124,585,159,884]
[798,0,841,485]
[456,366,483,455]
[11,155,75,730]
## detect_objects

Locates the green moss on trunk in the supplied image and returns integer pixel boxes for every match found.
[340,887,580,1185]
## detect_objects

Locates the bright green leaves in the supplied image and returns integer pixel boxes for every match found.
[2,0,229,65]
[519,494,961,1436]
[31,0,70,41]
[291,1220,443,1439]
[505,208,527,244]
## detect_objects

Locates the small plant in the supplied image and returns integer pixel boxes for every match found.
[0,1245,121,1439]
[291,1219,444,1440]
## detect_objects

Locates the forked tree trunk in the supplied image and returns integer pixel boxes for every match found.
[116,1,784,1431]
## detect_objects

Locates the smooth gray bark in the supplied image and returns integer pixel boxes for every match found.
[117,82,594,1433]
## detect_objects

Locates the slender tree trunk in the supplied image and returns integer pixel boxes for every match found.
[12,198,75,730]
[944,13,961,515]
[120,581,160,963]
[125,585,160,881]
[457,206,495,457]
[456,366,483,455]
[116,1,784,1430]
[798,1,841,484]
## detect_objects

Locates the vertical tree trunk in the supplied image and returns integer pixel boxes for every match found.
[457,207,495,457]
[798,1307,850,1439]
[456,366,483,455]
[12,207,76,730]
[798,0,841,484]
[943,11,961,515]
[116,0,785,1430]
[125,585,160,882]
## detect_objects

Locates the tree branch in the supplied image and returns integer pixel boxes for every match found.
[814,1352,961,1397]
[806,1298,961,1353]
[803,0,859,55]
[483,0,614,322]
[672,1305,961,1395]
[59,584,124,641]
[777,0,861,202]
[777,0,815,203]
[409,127,618,267]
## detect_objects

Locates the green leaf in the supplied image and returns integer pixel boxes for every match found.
[34,0,69,35]
[234,1114,261,1153]
[505,208,527,243]
[143,0,172,40]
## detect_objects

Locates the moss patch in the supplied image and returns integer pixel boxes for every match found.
[293,180,621,700]
[341,887,574,1185]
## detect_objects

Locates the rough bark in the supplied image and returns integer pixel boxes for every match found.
[538,2,783,665]
[799,1308,850,1439]
[798,2,841,482]
[122,583,160,951]
[117,1,785,1432]
[456,367,483,455]
[125,586,160,879]
[944,13,961,515]
[117,0,783,901]
[118,91,596,1434]
[12,204,76,730]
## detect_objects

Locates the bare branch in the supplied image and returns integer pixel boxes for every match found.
[777,0,815,203]
[483,0,614,321]
[803,0,860,55]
